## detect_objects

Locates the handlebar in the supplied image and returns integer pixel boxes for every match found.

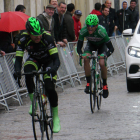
[79,53,107,66]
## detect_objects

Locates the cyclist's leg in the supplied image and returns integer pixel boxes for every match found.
[98,45,109,98]
[24,58,40,114]
[84,42,93,93]
[43,63,60,133]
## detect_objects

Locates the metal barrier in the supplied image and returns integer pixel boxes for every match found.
[0,55,22,110]
[0,35,130,110]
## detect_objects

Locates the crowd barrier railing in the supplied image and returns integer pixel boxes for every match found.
[0,35,131,110]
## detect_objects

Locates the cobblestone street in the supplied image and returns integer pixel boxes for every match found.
[1,72,140,140]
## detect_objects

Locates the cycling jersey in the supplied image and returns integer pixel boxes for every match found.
[77,25,114,57]
[15,31,60,72]
[79,25,110,45]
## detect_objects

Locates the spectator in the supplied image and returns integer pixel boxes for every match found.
[90,2,102,16]
[53,2,67,47]
[14,4,26,45]
[37,5,55,38]
[127,0,139,31]
[64,3,75,42]
[0,50,5,56]
[104,0,117,37]
[49,0,58,8]
[98,7,110,35]
[72,10,82,41]
[15,4,26,13]
[0,32,16,53]
[116,1,135,35]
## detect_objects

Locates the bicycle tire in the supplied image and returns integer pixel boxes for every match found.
[40,82,53,140]
[45,97,53,140]
[32,92,44,140]
[39,79,53,140]
[90,70,96,113]
[97,78,103,110]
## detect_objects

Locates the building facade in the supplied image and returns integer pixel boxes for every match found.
[0,0,139,27]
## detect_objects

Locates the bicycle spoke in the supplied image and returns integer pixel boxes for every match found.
[97,79,103,110]
[32,93,45,140]
[45,98,53,140]
[90,70,96,113]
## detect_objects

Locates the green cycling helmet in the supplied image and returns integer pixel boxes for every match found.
[85,14,99,26]
[26,17,44,36]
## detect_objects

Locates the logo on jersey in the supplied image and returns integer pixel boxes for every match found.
[86,36,103,41]
[44,39,48,45]
[80,28,87,35]
[18,41,21,45]
[20,37,25,42]
[27,46,33,49]
[16,45,22,51]
[98,29,106,38]
[48,43,54,50]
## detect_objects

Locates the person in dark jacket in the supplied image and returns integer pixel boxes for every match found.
[90,2,102,16]
[116,1,135,35]
[104,0,117,36]
[64,3,75,42]
[98,7,110,35]
[0,32,16,53]
[37,4,55,38]
[127,0,139,31]
[53,2,68,47]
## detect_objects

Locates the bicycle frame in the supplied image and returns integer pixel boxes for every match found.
[89,51,101,95]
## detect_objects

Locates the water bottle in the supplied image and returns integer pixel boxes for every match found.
[42,94,47,110]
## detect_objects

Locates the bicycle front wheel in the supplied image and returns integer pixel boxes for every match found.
[45,97,53,140]
[97,78,103,110]
[32,92,44,140]
[90,70,96,113]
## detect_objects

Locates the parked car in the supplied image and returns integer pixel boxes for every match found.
[123,20,140,92]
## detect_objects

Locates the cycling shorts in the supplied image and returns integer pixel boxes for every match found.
[84,42,107,55]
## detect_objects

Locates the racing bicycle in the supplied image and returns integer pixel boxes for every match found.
[80,51,105,113]
[22,70,53,140]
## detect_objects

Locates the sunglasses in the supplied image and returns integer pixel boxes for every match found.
[87,25,95,28]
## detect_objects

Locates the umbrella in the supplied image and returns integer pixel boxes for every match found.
[0,11,30,32]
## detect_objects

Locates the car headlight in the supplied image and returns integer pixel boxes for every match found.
[128,46,140,57]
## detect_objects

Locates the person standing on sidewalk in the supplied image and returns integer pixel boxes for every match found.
[90,2,102,16]
[127,0,139,31]
[104,0,117,37]
[49,0,58,8]
[72,10,82,41]
[37,4,55,39]
[64,3,75,42]
[116,1,135,35]
[53,2,68,47]
[98,7,110,35]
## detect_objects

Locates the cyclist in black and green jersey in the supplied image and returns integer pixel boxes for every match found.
[77,14,114,98]
[14,17,61,133]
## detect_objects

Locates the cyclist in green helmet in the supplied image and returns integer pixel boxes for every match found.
[14,17,61,133]
[77,14,114,98]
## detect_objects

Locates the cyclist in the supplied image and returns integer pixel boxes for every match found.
[14,17,61,133]
[77,14,114,98]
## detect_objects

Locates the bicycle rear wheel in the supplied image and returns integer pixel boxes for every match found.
[97,78,103,110]
[90,70,96,113]
[32,92,45,140]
